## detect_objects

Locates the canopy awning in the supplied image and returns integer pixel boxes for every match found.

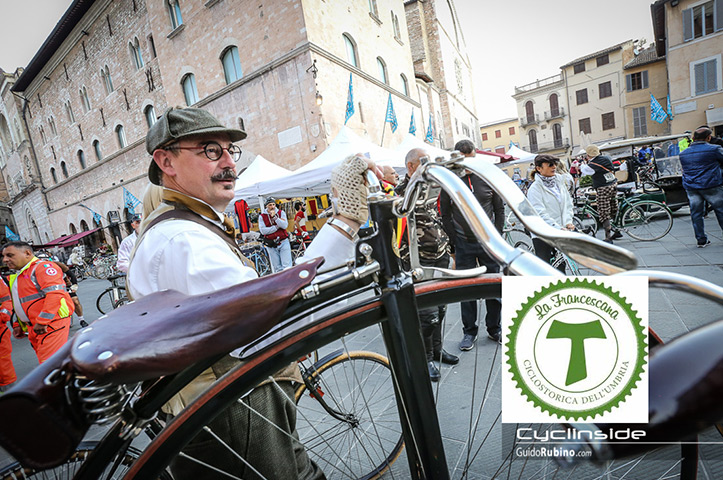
[45,228,101,247]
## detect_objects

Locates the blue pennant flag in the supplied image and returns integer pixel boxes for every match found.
[5,226,20,241]
[123,187,142,214]
[344,74,354,124]
[79,204,103,226]
[650,94,667,124]
[666,94,673,120]
[425,113,434,143]
[409,110,416,136]
[385,93,398,133]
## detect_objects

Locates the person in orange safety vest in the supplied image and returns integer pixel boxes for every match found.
[2,241,74,364]
[0,277,17,390]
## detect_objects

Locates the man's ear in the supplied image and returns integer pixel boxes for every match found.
[152,149,177,179]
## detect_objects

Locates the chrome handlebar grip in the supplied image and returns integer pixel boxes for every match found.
[616,270,723,305]
[458,156,638,274]
[424,164,561,276]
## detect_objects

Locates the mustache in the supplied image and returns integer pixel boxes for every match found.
[211,169,237,182]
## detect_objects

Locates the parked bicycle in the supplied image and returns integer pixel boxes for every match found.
[239,241,272,276]
[95,274,128,315]
[0,153,720,480]
[574,185,674,241]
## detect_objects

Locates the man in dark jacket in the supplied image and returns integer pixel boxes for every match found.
[580,145,621,243]
[440,140,505,351]
[679,127,723,247]
[396,148,458,381]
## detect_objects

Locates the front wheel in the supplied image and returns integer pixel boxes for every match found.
[621,200,673,241]
[295,350,404,480]
[96,287,126,315]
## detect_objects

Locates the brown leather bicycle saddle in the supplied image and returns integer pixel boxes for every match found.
[70,258,323,384]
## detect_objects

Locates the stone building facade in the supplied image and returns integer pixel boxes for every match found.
[479,118,520,154]
[652,0,723,136]
[0,68,45,244]
[622,44,669,138]
[405,0,479,149]
[561,40,635,152]
[7,0,477,246]
[512,73,570,158]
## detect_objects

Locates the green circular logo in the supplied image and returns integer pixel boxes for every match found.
[506,278,646,420]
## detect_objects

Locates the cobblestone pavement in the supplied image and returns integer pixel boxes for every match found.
[1,209,722,477]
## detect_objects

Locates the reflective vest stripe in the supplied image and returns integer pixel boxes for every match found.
[19,292,44,303]
[0,308,10,316]
[38,312,55,320]
[0,295,9,303]
[42,285,66,293]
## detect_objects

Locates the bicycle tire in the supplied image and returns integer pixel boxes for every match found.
[504,228,533,252]
[96,287,126,315]
[0,441,172,480]
[294,350,404,480]
[573,211,598,237]
[621,200,673,241]
[123,276,692,480]
[252,251,272,276]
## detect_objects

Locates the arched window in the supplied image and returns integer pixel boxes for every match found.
[377,57,388,84]
[0,115,11,148]
[528,130,538,153]
[168,0,183,29]
[39,126,46,144]
[78,150,86,169]
[60,161,69,178]
[80,219,90,231]
[182,73,199,106]
[49,117,57,136]
[549,93,559,117]
[552,123,563,148]
[80,86,91,112]
[391,11,401,39]
[101,65,114,94]
[400,74,409,96]
[116,125,127,148]
[93,139,103,161]
[144,105,157,128]
[69,223,77,234]
[343,34,358,68]
[50,167,58,184]
[221,46,243,84]
[525,101,535,123]
[129,37,144,69]
[65,100,75,124]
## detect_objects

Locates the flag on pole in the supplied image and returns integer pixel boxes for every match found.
[385,93,398,132]
[344,74,354,124]
[123,187,142,214]
[666,94,673,120]
[425,113,434,143]
[4,226,19,241]
[409,110,416,135]
[79,204,103,225]
[650,94,667,123]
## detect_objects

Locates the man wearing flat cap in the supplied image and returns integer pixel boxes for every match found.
[128,107,323,479]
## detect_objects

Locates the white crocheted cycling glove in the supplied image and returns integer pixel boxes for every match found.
[331,154,369,224]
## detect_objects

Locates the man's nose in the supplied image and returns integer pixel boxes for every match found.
[217,149,236,169]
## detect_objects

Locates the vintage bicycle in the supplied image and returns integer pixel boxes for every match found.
[95,274,129,315]
[0,153,721,480]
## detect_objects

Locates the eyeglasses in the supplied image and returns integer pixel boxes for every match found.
[165,142,242,162]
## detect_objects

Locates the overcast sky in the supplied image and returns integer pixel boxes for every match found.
[0,0,655,124]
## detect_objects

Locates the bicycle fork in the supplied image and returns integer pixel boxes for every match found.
[366,200,450,480]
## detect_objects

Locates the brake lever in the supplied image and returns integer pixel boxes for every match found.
[458,157,638,274]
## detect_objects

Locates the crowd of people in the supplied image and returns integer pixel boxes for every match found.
[1,103,721,478]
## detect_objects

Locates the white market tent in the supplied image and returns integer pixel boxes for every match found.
[394,134,451,162]
[505,145,536,161]
[234,155,292,193]
[233,126,403,204]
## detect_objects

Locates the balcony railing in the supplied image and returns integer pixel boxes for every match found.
[524,137,570,153]
[514,74,564,94]
[520,114,540,127]
[544,107,566,120]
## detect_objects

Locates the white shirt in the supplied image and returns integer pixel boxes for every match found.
[297,224,355,273]
[116,231,137,273]
[128,208,257,299]
[526,174,574,234]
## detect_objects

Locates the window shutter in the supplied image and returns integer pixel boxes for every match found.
[626,74,632,92]
[716,0,723,31]
[706,59,717,91]
[683,8,693,40]
[694,62,706,95]
[642,70,649,89]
